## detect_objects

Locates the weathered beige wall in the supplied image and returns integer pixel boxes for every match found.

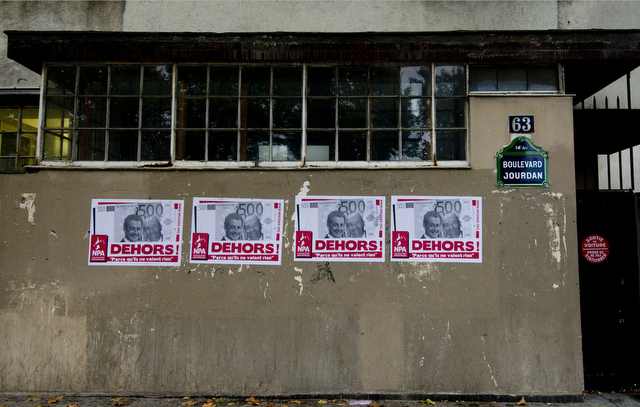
[0,96,583,395]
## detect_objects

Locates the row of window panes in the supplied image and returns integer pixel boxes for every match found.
[42,64,468,163]
[469,65,559,92]
[0,107,38,172]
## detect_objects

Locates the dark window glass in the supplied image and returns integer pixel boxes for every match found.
[176,130,205,160]
[338,98,366,128]
[499,67,527,91]
[44,97,74,128]
[371,99,398,128]
[273,99,302,128]
[208,131,237,161]
[436,130,466,161]
[529,66,558,91]
[401,98,431,128]
[402,66,431,96]
[142,98,172,128]
[307,99,335,128]
[307,67,336,96]
[244,131,269,161]
[435,98,465,128]
[144,65,173,96]
[273,131,301,161]
[108,130,138,160]
[177,98,206,128]
[273,67,302,96]
[371,131,399,161]
[141,131,171,160]
[46,66,76,95]
[209,99,238,128]
[338,131,366,160]
[43,131,72,160]
[245,98,270,128]
[402,130,432,161]
[77,129,106,160]
[79,66,107,95]
[306,131,334,161]
[111,66,141,95]
[469,67,497,91]
[178,66,207,96]
[371,67,399,96]
[0,133,16,156]
[435,66,466,96]
[77,97,107,128]
[338,67,367,96]
[110,98,140,128]
[242,67,270,96]
[210,67,239,96]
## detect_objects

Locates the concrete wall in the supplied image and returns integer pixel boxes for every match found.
[0,96,583,395]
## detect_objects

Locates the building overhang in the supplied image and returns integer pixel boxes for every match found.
[5,30,640,101]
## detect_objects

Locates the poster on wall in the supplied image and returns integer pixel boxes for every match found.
[294,196,385,262]
[391,196,482,263]
[88,199,184,266]
[189,198,284,265]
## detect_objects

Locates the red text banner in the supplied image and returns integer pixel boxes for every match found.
[190,198,284,265]
[294,195,385,262]
[391,196,482,263]
[88,199,184,266]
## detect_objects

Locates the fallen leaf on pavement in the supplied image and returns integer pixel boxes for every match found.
[289,402,303,405]
[266,402,274,407]
[68,404,81,407]
[318,402,328,405]
[48,397,64,404]
[203,403,216,407]
[180,401,196,407]
[245,397,260,406]
[516,398,526,406]
[27,398,42,402]
[117,402,131,406]
[420,401,435,406]
[215,399,227,404]
[369,404,382,407]
[111,398,122,403]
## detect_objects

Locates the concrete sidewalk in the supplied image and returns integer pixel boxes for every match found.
[0,393,638,407]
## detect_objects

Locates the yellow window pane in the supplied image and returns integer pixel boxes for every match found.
[22,108,39,132]
[0,109,19,132]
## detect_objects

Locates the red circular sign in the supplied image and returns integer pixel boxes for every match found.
[581,234,610,264]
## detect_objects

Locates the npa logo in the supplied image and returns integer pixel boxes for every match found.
[295,231,312,258]
[392,231,409,258]
[90,235,108,262]
[191,233,209,260]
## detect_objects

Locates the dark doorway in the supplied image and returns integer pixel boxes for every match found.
[575,107,640,391]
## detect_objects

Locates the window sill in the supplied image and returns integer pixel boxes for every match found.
[29,160,471,170]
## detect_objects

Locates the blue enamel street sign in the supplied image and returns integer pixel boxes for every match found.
[496,137,549,188]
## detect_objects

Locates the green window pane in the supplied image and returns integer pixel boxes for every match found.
[46,66,76,95]
[306,131,334,161]
[338,67,367,96]
[143,65,173,96]
[435,65,466,96]
[209,99,238,128]
[110,98,140,128]
[110,66,141,95]
[242,67,270,96]
[371,99,398,128]
[243,131,269,161]
[210,67,239,96]
[178,66,207,96]
[176,98,206,128]
[273,98,302,128]
[436,130,466,161]
[21,108,39,132]
[0,109,19,132]
[371,67,399,96]
[0,133,17,155]
[245,98,270,128]
[338,131,366,161]
[273,67,302,96]
[141,131,171,161]
[435,98,465,128]
[77,97,107,128]
[44,97,73,128]
[108,130,138,161]
[19,133,37,156]
[142,98,172,128]
[176,130,205,161]
[338,98,366,128]
[272,131,301,161]
[307,99,335,129]
[76,129,106,160]
[402,130,431,161]
[78,66,107,95]
[402,66,431,96]
[371,131,399,161]
[401,98,431,128]
[307,67,336,96]
[43,131,72,160]
[208,131,237,161]
[0,157,15,172]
